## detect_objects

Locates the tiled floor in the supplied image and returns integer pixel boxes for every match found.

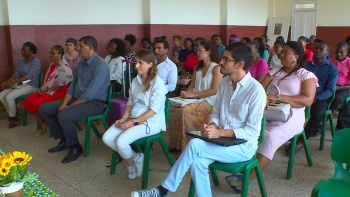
[0,107,336,197]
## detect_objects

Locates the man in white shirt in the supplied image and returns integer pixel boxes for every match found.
[131,42,266,197]
[154,38,177,92]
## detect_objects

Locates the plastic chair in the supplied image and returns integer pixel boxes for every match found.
[81,86,113,157]
[311,128,350,197]
[18,73,43,126]
[286,106,313,180]
[319,90,336,151]
[188,117,268,197]
[109,97,175,189]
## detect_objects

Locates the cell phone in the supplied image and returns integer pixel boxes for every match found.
[16,82,23,85]
[186,97,199,99]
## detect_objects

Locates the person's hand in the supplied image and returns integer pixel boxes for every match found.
[115,118,126,127]
[1,81,8,89]
[180,91,194,98]
[204,124,221,138]
[58,104,67,111]
[266,94,278,103]
[119,119,134,130]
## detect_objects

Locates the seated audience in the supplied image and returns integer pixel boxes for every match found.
[229,34,239,44]
[298,36,313,62]
[211,34,225,56]
[225,41,318,193]
[131,42,266,197]
[168,40,223,155]
[346,36,350,57]
[286,41,338,152]
[179,37,194,65]
[64,38,81,74]
[269,36,285,57]
[254,37,269,62]
[154,38,177,92]
[105,38,126,92]
[240,37,251,43]
[102,49,167,180]
[261,34,270,51]
[172,35,183,67]
[124,33,137,71]
[329,41,350,115]
[306,35,316,52]
[0,42,41,128]
[141,37,152,50]
[248,41,269,82]
[39,36,110,164]
[23,45,72,135]
[270,40,284,69]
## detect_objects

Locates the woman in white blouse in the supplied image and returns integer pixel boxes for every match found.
[105,38,126,92]
[102,49,167,180]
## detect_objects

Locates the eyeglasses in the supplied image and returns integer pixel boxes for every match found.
[48,51,58,55]
[222,56,235,64]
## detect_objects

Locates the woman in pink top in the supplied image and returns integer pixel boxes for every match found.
[248,41,269,82]
[225,41,318,193]
[329,41,350,114]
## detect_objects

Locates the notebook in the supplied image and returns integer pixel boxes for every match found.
[186,131,247,147]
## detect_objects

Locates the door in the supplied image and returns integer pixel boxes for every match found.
[291,11,316,41]
[266,17,291,47]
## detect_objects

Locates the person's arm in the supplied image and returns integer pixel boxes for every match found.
[189,65,223,98]
[260,74,272,90]
[336,85,350,91]
[208,78,224,127]
[165,63,177,92]
[58,94,72,111]
[267,78,316,108]
[24,59,41,82]
[66,63,80,97]
[316,67,338,101]
[263,50,269,62]
[255,60,269,83]
[110,57,124,81]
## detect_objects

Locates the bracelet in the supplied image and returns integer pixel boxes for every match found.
[277,94,281,102]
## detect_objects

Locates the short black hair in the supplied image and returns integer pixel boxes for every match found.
[108,38,126,57]
[345,36,350,43]
[276,36,285,43]
[141,37,151,45]
[241,37,251,43]
[318,41,331,52]
[230,34,238,38]
[23,42,37,54]
[154,38,169,49]
[313,38,323,43]
[211,34,222,40]
[194,37,205,42]
[298,36,308,42]
[124,34,137,46]
[184,37,194,46]
[336,41,348,49]
[66,37,77,46]
[225,42,252,71]
[274,40,285,46]
[79,35,98,51]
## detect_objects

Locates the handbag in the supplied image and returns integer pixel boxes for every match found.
[263,84,293,122]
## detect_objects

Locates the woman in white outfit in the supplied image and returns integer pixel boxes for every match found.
[102,49,167,179]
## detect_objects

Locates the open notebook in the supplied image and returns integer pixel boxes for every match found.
[186,131,247,147]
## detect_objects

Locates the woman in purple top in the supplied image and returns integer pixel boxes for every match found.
[248,41,269,83]
[0,42,41,128]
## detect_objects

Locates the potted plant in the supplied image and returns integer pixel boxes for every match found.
[0,149,37,196]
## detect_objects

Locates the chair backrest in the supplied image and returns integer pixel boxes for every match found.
[258,116,266,146]
[327,89,336,109]
[165,97,170,125]
[39,73,43,86]
[102,86,113,116]
[304,106,311,119]
[330,128,350,181]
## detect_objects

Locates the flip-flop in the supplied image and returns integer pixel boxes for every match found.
[229,185,242,194]
[225,174,243,187]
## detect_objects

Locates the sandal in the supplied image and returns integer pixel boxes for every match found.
[229,185,242,194]
[225,174,243,187]
[39,125,48,135]
[15,112,22,123]
[8,118,17,128]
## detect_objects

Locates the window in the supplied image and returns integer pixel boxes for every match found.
[295,3,315,9]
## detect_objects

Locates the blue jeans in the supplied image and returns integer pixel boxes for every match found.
[161,138,256,197]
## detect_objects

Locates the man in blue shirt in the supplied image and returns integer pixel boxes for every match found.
[290,42,338,151]
[39,36,110,164]
[211,34,225,56]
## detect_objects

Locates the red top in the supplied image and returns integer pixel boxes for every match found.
[306,44,314,52]
[304,49,313,62]
[45,65,56,83]
[183,53,200,72]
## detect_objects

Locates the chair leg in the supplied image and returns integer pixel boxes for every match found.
[141,140,151,189]
[101,119,109,130]
[188,179,195,197]
[209,168,220,186]
[241,167,251,197]
[319,113,328,151]
[301,131,313,166]
[75,122,82,131]
[84,120,92,157]
[158,138,175,166]
[22,109,27,126]
[346,164,350,171]
[36,123,40,130]
[286,135,297,180]
[329,115,335,137]
[110,151,117,175]
[254,165,268,197]
[91,123,102,138]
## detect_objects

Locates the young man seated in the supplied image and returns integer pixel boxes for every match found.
[130,42,266,197]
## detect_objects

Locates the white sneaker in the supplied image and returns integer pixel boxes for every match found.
[131,187,164,197]
[134,153,144,177]
[127,164,137,179]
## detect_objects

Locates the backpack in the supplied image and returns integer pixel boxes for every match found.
[337,102,350,129]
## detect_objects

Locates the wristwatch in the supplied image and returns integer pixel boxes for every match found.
[132,119,139,126]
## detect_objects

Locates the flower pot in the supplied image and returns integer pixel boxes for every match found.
[0,182,24,197]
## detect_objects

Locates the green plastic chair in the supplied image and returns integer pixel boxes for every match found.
[188,117,267,197]
[18,73,43,126]
[109,97,175,189]
[113,70,128,97]
[81,86,113,157]
[319,90,336,151]
[286,106,313,180]
[311,128,350,197]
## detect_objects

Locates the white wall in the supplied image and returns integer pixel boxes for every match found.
[227,0,269,26]
[317,0,350,26]
[6,0,144,25]
[0,0,9,25]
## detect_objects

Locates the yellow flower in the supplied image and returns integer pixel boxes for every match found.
[0,166,10,176]
[0,157,15,168]
[9,151,32,166]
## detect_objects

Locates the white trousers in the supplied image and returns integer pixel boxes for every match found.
[0,85,38,117]
[102,121,161,159]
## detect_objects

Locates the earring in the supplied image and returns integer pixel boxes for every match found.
[293,58,296,63]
